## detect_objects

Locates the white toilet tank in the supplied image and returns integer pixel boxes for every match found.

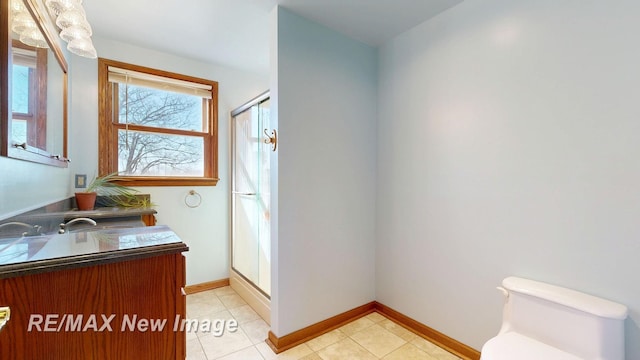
[481,277,628,360]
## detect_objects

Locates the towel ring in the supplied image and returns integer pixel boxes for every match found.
[185,190,202,208]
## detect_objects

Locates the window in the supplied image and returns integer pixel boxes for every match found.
[11,41,47,150]
[98,58,219,185]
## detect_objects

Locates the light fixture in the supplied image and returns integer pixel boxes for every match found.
[19,28,49,48]
[67,37,96,58]
[45,0,82,16]
[55,7,85,29]
[45,0,97,58]
[11,12,38,34]
[59,23,91,42]
[10,0,49,49]
[10,0,26,13]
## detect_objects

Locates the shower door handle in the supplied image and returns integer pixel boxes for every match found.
[232,192,256,196]
[264,129,277,152]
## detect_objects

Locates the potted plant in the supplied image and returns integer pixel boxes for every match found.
[75,172,140,211]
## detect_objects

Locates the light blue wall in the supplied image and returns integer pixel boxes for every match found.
[0,10,72,220]
[377,0,640,356]
[1,49,72,219]
[0,157,70,219]
[270,7,378,336]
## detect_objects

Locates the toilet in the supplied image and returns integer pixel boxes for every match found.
[481,276,628,360]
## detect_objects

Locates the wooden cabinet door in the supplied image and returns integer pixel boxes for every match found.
[0,254,183,359]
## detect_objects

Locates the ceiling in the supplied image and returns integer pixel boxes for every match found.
[83,0,463,75]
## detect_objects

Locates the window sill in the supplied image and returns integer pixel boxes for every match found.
[111,177,219,187]
[6,146,69,168]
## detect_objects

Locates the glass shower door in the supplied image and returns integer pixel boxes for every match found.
[231,92,271,297]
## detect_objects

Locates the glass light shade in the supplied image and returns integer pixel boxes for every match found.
[10,0,27,14]
[11,12,37,34]
[45,0,82,16]
[59,22,92,42]
[55,8,86,29]
[19,28,49,48]
[67,37,97,58]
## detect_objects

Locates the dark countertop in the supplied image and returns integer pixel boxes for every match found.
[0,225,188,279]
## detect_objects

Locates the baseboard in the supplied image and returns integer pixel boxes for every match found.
[266,301,377,354]
[265,300,480,360]
[230,270,271,324]
[184,278,230,295]
[375,302,481,360]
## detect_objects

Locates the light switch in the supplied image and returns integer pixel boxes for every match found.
[75,174,87,188]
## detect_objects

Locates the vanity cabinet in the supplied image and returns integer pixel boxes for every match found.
[0,227,187,359]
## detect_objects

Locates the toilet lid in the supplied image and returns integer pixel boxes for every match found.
[481,332,582,360]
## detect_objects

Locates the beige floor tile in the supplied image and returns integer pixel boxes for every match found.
[255,342,277,360]
[256,342,314,360]
[187,290,218,304]
[378,319,418,341]
[338,317,375,336]
[430,349,461,360]
[305,329,347,352]
[194,310,237,338]
[278,344,314,359]
[300,353,323,360]
[200,326,253,359]
[214,286,238,297]
[220,293,248,309]
[410,338,460,360]
[241,318,271,344]
[363,311,387,323]
[217,345,265,360]
[186,327,199,341]
[229,304,262,323]
[186,338,207,360]
[187,297,227,319]
[255,343,278,360]
[350,323,406,358]
[382,343,437,360]
[316,338,377,360]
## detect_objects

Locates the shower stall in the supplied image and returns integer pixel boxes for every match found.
[230,91,272,321]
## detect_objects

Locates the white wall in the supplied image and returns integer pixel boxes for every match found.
[377,0,640,356]
[270,7,378,336]
[69,37,268,285]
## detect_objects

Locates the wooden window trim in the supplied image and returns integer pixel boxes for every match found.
[98,58,219,186]
[11,41,47,151]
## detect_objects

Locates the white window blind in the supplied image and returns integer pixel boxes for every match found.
[107,66,212,99]
[12,47,37,68]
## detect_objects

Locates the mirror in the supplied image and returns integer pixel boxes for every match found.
[1,0,68,167]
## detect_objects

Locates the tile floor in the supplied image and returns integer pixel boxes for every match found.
[186,286,462,360]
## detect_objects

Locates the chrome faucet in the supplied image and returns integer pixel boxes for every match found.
[0,222,43,237]
[58,218,97,234]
